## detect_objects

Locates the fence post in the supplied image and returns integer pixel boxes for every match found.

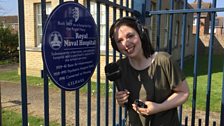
[0,82,2,126]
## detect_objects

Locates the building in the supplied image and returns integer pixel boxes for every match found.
[212,16,224,35]
[190,1,224,36]
[22,0,193,77]
[148,0,194,59]
[190,0,211,35]
[190,0,224,55]
[0,16,18,33]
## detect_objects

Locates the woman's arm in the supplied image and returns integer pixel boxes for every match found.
[132,80,189,115]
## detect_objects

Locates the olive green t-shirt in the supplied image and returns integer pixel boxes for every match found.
[116,52,185,126]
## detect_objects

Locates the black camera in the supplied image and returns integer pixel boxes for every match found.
[134,99,147,108]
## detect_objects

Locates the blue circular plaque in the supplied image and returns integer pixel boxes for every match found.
[42,1,99,90]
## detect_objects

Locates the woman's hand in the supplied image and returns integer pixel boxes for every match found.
[115,89,130,107]
[132,101,160,116]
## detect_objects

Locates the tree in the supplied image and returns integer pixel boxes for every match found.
[0,23,18,62]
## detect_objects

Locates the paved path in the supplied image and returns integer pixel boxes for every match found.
[1,81,120,126]
[0,63,117,125]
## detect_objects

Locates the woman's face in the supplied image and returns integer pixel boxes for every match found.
[114,25,143,58]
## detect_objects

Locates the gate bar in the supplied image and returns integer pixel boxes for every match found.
[112,49,117,126]
[75,90,79,125]
[167,0,174,54]
[57,0,66,125]
[221,56,224,126]
[86,1,92,125]
[96,2,101,125]
[96,0,133,12]
[18,0,28,125]
[105,3,110,126]
[61,90,66,126]
[155,0,161,51]
[40,1,50,126]
[112,1,117,126]
[146,8,224,15]
[179,0,188,124]
[191,0,202,125]
[116,3,125,125]
[87,81,91,126]
[205,0,217,125]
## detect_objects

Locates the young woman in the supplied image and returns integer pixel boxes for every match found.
[109,16,189,126]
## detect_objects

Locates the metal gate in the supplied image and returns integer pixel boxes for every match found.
[16,0,224,126]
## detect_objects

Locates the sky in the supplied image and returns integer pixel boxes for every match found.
[0,0,18,16]
[0,0,223,16]
[188,0,224,16]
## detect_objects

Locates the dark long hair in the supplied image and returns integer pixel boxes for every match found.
[110,16,154,58]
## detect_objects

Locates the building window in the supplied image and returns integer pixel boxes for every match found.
[148,2,157,48]
[193,17,197,26]
[209,27,216,34]
[90,2,106,52]
[164,13,169,49]
[174,21,179,48]
[34,3,51,47]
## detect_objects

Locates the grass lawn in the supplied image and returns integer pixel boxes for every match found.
[2,110,59,126]
[0,69,113,95]
[183,54,223,112]
[0,54,223,113]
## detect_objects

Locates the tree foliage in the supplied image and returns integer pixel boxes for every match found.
[0,23,18,62]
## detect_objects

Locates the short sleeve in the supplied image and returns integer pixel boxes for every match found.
[164,55,186,89]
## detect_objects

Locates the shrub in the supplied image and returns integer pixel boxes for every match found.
[0,23,18,62]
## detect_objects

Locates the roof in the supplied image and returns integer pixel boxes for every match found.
[0,16,18,24]
[216,16,224,27]
[190,0,211,9]
[189,0,211,17]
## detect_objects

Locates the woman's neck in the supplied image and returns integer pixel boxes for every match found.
[128,55,152,70]
[128,52,157,70]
